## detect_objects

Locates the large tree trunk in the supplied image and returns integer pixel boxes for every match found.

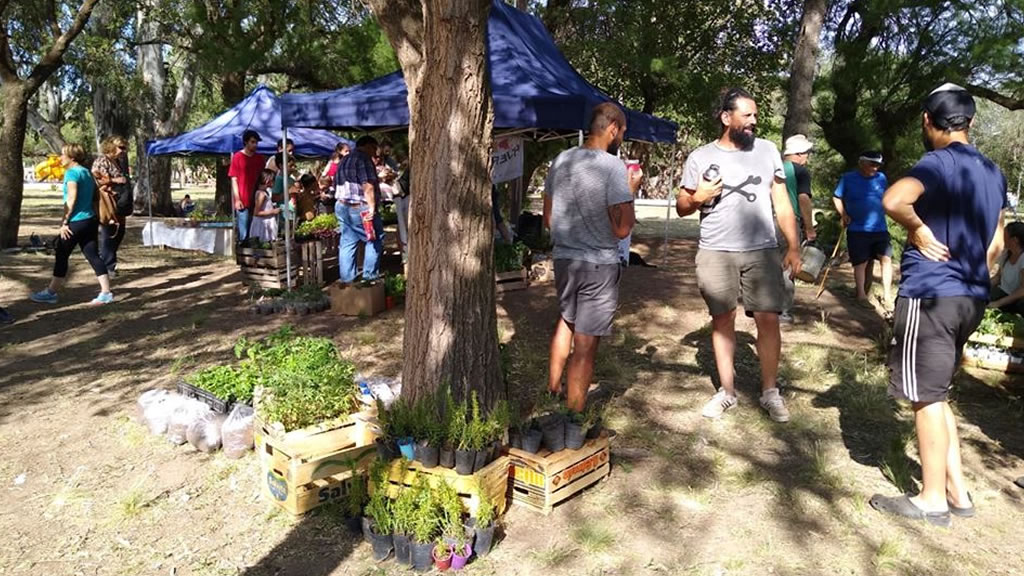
[215,72,247,215]
[27,107,66,153]
[0,84,29,248]
[782,0,828,140]
[370,0,503,407]
[134,0,174,215]
[89,1,132,149]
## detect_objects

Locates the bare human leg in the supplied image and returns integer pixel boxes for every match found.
[752,311,781,391]
[565,332,599,413]
[909,401,951,512]
[854,262,869,300]
[942,403,971,508]
[880,255,894,304]
[711,310,737,395]
[548,317,574,396]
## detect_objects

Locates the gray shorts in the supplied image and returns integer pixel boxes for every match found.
[696,248,785,317]
[554,259,621,336]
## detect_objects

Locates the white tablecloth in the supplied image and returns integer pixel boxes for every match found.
[142,221,234,255]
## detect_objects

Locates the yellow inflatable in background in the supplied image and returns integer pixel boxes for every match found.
[34,155,65,182]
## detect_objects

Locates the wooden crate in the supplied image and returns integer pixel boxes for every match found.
[962,351,1024,374]
[372,456,509,518]
[299,238,340,286]
[963,334,1024,374]
[257,410,378,515]
[968,333,1024,349]
[506,433,610,515]
[238,242,299,289]
[496,269,528,293]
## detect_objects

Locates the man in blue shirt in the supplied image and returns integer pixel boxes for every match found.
[833,151,892,306]
[869,84,1007,527]
[335,135,383,282]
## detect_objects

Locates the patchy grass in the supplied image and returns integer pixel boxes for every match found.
[879,436,916,493]
[118,486,148,518]
[528,541,577,568]
[873,537,906,573]
[571,522,616,554]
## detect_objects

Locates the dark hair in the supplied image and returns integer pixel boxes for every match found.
[355,135,378,148]
[300,173,318,190]
[1006,222,1024,245]
[718,87,754,115]
[589,102,626,134]
[184,194,191,199]
[277,137,295,150]
[242,129,261,144]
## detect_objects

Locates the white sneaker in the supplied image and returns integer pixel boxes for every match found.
[760,388,790,423]
[701,390,737,419]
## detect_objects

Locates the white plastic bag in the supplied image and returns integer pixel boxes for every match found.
[167,399,211,445]
[136,389,168,424]
[222,404,255,459]
[143,391,185,436]
[187,411,228,453]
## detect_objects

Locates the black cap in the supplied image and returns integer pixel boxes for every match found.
[242,129,262,143]
[923,83,975,130]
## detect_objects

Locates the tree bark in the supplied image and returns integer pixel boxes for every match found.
[782,0,827,140]
[26,107,66,153]
[215,72,247,216]
[0,84,29,247]
[0,0,100,247]
[89,0,131,149]
[370,0,503,408]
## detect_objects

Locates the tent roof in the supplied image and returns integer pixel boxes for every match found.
[146,85,351,158]
[281,1,676,143]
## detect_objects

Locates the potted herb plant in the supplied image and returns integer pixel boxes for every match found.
[453,398,475,475]
[472,482,497,558]
[374,399,399,461]
[410,484,440,572]
[440,387,460,469]
[432,539,453,571]
[540,409,567,453]
[564,411,586,450]
[343,466,367,535]
[391,481,419,566]
[362,461,394,561]
[468,393,491,472]
[521,419,543,454]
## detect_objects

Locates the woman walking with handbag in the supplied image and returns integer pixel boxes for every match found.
[93,137,128,278]
[30,143,113,305]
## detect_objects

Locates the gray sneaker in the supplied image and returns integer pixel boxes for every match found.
[760,388,790,423]
[701,390,737,419]
[779,311,794,324]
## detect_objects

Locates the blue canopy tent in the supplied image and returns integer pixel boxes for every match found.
[144,86,350,284]
[146,85,351,157]
[280,1,677,143]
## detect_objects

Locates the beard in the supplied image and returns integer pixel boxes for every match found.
[728,125,756,151]
[607,137,622,156]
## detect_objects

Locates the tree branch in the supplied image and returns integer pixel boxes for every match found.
[26,0,101,93]
[967,83,1024,110]
[0,0,18,83]
[27,106,67,153]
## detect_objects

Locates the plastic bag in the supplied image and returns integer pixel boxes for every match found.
[222,404,255,459]
[187,411,228,453]
[167,399,211,445]
[143,391,184,435]
[136,389,168,424]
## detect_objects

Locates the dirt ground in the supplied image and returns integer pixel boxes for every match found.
[2,200,1024,576]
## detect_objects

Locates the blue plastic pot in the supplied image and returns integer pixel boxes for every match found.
[398,437,416,460]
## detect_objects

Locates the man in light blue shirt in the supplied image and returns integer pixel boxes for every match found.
[833,151,892,306]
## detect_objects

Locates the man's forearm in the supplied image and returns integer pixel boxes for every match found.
[798,195,815,236]
[231,178,240,204]
[676,190,701,217]
[885,202,924,234]
[364,183,376,213]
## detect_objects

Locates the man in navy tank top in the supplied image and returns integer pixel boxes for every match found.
[869,84,1008,527]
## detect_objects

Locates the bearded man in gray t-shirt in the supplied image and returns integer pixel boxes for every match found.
[543,102,643,413]
[676,88,802,424]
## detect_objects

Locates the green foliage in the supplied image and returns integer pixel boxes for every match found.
[295,214,340,240]
[185,365,253,404]
[385,396,416,441]
[244,326,360,431]
[449,396,469,450]
[409,474,441,544]
[383,273,406,300]
[435,480,465,542]
[346,472,368,519]
[494,242,529,273]
[465,392,489,451]
[365,459,394,534]
[977,308,1024,338]
[391,467,419,536]
[474,478,495,529]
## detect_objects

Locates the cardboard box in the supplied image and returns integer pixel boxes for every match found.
[329,281,385,316]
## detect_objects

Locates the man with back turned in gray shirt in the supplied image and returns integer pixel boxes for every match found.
[543,102,643,413]
[676,88,802,423]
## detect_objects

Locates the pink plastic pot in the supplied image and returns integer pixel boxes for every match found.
[451,543,472,570]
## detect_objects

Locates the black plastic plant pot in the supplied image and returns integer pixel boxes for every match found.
[361,516,373,543]
[375,437,398,461]
[344,515,361,536]
[440,446,455,469]
[522,429,543,454]
[585,418,603,439]
[564,421,585,450]
[455,449,475,475]
[509,433,522,450]
[410,540,434,572]
[368,526,393,561]
[473,448,489,472]
[541,420,566,453]
[474,523,496,557]
[413,441,423,464]
[418,441,440,469]
[393,533,412,565]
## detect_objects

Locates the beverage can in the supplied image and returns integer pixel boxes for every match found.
[361,209,376,241]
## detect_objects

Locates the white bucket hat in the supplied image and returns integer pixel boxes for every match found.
[783,134,814,156]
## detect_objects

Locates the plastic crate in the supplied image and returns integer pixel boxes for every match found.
[177,380,231,413]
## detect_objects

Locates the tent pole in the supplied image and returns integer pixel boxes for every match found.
[283,127,293,290]
[147,152,153,248]
[662,186,671,265]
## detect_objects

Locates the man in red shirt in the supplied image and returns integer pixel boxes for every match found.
[229,130,265,243]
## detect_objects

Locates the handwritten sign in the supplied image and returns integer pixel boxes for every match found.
[491,136,523,184]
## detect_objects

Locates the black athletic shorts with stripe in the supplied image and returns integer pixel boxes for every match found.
[888,296,985,404]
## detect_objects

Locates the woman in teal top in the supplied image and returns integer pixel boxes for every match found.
[30,143,114,305]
